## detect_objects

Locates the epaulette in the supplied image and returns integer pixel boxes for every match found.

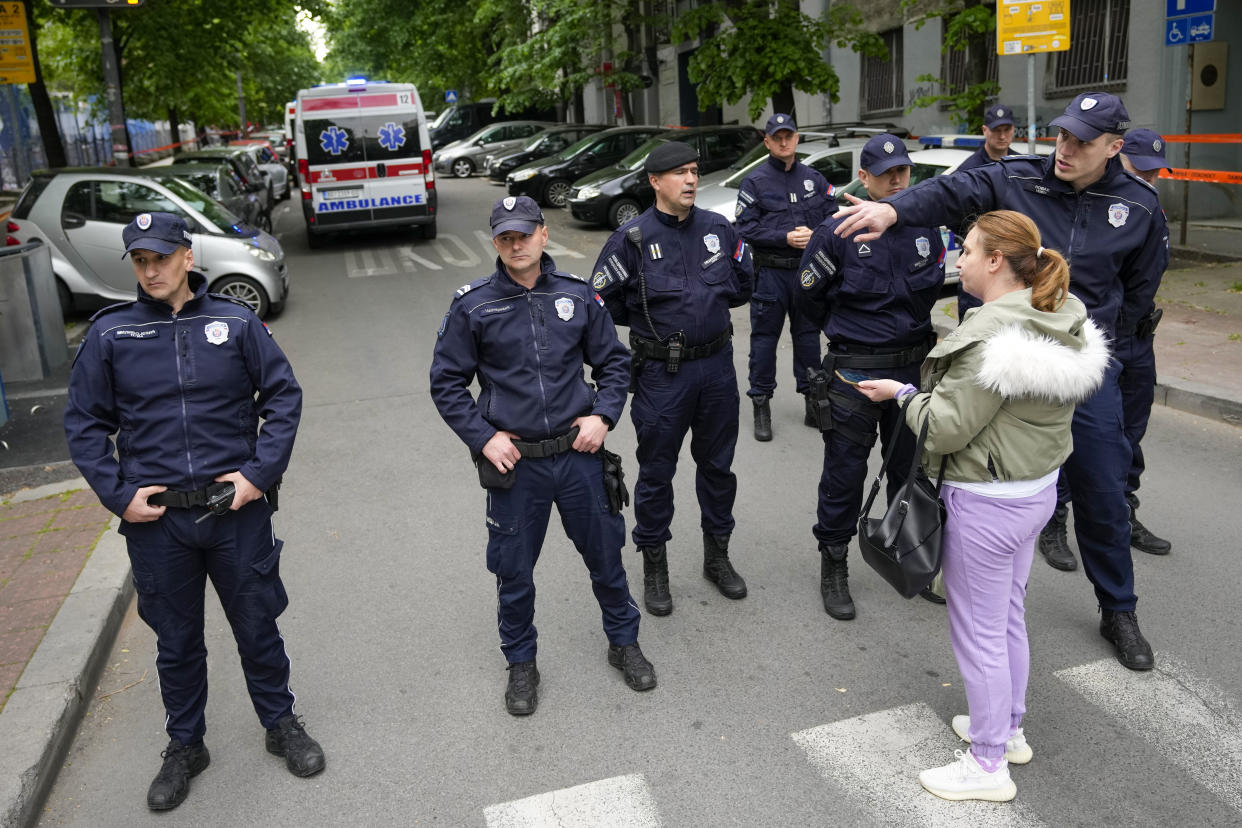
[997,154,1041,163]
[454,276,491,298]
[87,300,137,322]
[208,292,260,313]
[556,270,586,282]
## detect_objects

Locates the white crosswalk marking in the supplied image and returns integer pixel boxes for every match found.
[341,233,587,278]
[792,702,1047,827]
[344,247,399,278]
[483,773,661,828]
[397,245,442,270]
[1055,655,1242,814]
[434,234,482,268]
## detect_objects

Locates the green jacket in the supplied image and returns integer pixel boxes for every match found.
[902,288,1108,484]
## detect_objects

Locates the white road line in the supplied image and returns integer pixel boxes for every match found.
[792,702,1047,827]
[344,248,398,278]
[483,772,661,828]
[545,238,586,259]
[397,245,442,271]
[434,234,482,268]
[1056,655,1242,814]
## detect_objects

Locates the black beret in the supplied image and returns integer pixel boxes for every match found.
[644,140,699,174]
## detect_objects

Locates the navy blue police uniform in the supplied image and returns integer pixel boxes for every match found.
[797,134,945,619]
[882,94,1169,668]
[736,114,831,411]
[429,198,643,703]
[63,213,314,791]
[591,140,754,615]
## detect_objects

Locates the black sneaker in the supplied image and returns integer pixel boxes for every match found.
[265,714,326,777]
[608,643,657,691]
[1130,514,1172,555]
[147,739,210,811]
[1100,609,1155,671]
[505,661,540,716]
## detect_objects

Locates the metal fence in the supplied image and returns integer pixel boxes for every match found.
[1047,0,1130,96]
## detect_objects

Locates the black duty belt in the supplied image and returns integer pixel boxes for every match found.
[630,324,733,363]
[149,488,214,508]
[754,252,801,270]
[827,336,935,370]
[512,426,580,459]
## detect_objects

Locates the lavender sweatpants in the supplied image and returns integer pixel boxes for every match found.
[941,481,1057,762]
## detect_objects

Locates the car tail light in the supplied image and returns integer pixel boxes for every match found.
[298,159,311,200]
[5,220,20,245]
[423,149,435,191]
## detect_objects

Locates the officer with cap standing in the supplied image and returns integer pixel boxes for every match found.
[591,141,754,617]
[64,212,324,811]
[796,134,945,620]
[831,92,1169,671]
[735,113,832,441]
[430,195,655,717]
[956,103,1020,174]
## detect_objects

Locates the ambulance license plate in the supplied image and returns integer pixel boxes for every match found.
[322,188,363,201]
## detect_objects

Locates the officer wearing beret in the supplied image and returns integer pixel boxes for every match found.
[796,134,945,621]
[832,93,1169,671]
[64,212,324,811]
[430,195,655,717]
[591,141,754,617]
[735,113,832,441]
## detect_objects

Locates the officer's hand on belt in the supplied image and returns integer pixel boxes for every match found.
[213,471,263,510]
[832,194,898,242]
[123,485,168,523]
[482,430,522,473]
[571,415,609,454]
[786,226,813,249]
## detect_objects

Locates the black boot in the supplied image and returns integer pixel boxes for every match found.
[265,714,326,777]
[804,393,817,428]
[752,395,773,442]
[1100,609,1155,671]
[1127,494,1171,555]
[147,739,210,811]
[639,544,673,616]
[819,543,856,620]
[504,660,540,716]
[608,643,658,691]
[703,533,748,599]
[1038,505,1077,571]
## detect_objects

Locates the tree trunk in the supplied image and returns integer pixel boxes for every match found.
[24,0,67,169]
[772,82,796,123]
[964,0,989,128]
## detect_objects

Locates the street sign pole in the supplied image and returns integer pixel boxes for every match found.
[1027,55,1036,154]
[1182,43,1194,245]
[95,9,132,166]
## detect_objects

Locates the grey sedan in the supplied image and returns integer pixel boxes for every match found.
[433,121,556,179]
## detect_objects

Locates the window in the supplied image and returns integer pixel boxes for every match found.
[702,130,756,164]
[810,152,855,188]
[62,181,95,221]
[95,182,179,225]
[941,43,998,109]
[1047,0,1129,95]
[862,28,904,116]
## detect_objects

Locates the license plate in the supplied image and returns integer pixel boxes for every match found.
[322,188,362,200]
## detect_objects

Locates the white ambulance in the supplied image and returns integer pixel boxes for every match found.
[294,79,436,248]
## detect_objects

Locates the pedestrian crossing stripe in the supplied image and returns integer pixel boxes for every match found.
[483,772,661,827]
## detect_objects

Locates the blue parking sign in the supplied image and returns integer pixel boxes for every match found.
[1187,14,1213,42]
[1166,0,1214,16]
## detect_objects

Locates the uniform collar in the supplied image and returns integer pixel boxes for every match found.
[766,154,796,173]
[654,205,695,227]
[493,252,558,288]
[1039,151,1126,194]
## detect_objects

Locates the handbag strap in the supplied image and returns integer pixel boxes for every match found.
[859,395,944,519]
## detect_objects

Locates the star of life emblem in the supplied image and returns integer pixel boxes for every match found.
[204,321,229,345]
[1107,203,1130,228]
[554,297,574,321]
[319,126,349,156]
[377,121,406,151]
[503,196,516,210]
[915,236,930,258]
[703,233,720,254]
[136,213,152,230]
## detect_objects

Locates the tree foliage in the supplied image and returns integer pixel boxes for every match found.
[902,0,998,131]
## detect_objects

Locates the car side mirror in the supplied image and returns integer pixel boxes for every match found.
[61,211,86,230]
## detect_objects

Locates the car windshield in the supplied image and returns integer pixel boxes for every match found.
[157,176,255,236]
[557,133,605,161]
[721,149,812,190]
[620,136,671,171]
[430,108,452,129]
[728,141,771,173]
[521,132,553,151]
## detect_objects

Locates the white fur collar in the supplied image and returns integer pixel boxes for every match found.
[976,319,1109,402]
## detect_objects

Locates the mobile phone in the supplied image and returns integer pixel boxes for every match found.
[834,369,874,386]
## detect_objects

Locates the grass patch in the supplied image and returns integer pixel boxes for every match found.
[1229,333,1241,342]
[1229,281,1242,294]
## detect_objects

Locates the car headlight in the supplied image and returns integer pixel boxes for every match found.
[511,168,537,182]
[576,185,600,200]
[247,246,277,262]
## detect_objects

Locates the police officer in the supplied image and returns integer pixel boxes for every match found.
[736,113,832,441]
[63,213,324,811]
[429,195,655,717]
[591,141,754,617]
[831,93,1169,671]
[797,134,945,621]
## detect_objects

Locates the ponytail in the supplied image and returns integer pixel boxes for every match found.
[970,210,1070,312]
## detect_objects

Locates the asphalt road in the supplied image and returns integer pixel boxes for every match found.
[36,179,1242,827]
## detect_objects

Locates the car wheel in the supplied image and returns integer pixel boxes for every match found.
[421,220,437,240]
[212,275,270,319]
[280,184,291,201]
[608,198,641,229]
[451,158,475,178]
[543,179,571,208]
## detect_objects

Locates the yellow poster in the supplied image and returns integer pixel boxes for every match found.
[997,1,1072,55]
[0,1,35,85]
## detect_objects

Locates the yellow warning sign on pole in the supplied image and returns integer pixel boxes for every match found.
[0,1,36,84]
[997,1,1072,56]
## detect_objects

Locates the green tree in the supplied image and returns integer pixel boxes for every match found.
[902,0,998,131]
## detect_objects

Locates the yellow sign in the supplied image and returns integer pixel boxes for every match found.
[997,1,1072,56]
[0,1,36,84]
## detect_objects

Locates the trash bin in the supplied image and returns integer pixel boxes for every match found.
[0,241,68,383]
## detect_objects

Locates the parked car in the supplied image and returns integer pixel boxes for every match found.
[433,121,556,179]
[7,168,289,318]
[155,162,268,232]
[177,147,273,216]
[506,125,667,208]
[566,125,764,229]
[230,139,291,200]
[428,99,557,150]
[484,124,607,181]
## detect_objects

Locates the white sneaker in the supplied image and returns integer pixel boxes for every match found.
[919,749,1017,802]
[950,715,1033,764]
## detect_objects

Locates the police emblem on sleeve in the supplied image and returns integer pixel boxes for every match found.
[735,201,744,218]
[703,233,720,254]
[800,268,817,288]
[915,236,930,258]
[204,320,229,345]
[592,270,608,290]
[554,297,574,321]
[1107,203,1130,228]
[503,196,516,210]
[136,213,152,230]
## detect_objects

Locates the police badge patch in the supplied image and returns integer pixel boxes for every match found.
[915,236,930,258]
[800,268,817,288]
[735,201,744,218]
[804,179,814,193]
[503,196,516,210]
[204,320,229,345]
[554,297,574,321]
[136,213,153,230]
[703,233,720,254]
[1108,203,1130,228]
[592,271,609,290]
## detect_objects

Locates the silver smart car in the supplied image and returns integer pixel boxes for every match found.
[7,168,289,319]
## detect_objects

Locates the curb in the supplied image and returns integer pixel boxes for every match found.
[0,493,131,828]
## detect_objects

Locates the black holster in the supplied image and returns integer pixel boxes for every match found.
[601,448,629,515]
[1135,307,1163,339]
[265,478,281,512]
[629,352,646,393]
[474,455,516,489]
[806,365,833,433]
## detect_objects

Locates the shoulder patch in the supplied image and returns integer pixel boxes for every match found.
[559,270,586,282]
[87,300,137,322]
[455,276,490,298]
[208,292,259,313]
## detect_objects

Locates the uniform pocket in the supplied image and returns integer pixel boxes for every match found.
[251,539,289,618]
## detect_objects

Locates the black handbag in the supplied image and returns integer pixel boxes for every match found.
[857,396,946,599]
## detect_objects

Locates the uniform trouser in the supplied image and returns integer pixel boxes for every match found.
[941,483,1055,763]
[630,347,739,548]
[747,265,822,397]
[1063,360,1137,609]
[484,450,641,665]
[120,499,294,745]
[812,362,921,546]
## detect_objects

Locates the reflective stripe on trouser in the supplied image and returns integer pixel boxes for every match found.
[630,347,739,547]
[484,450,640,665]
[747,266,822,397]
[121,499,293,744]
[941,482,1054,762]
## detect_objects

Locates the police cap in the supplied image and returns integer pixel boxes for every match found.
[859,134,912,176]
[490,195,545,237]
[765,113,797,135]
[121,212,193,259]
[644,141,699,174]
[983,104,1015,129]
[1121,128,1171,172]
[1049,92,1131,142]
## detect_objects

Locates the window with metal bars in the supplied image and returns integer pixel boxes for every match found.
[862,28,904,116]
[941,45,998,109]
[1047,0,1129,95]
